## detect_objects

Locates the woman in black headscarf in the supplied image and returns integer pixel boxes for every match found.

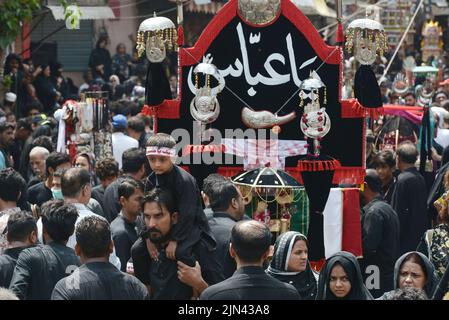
[89,36,112,81]
[266,232,318,300]
[316,251,373,300]
[4,54,27,117]
[33,64,58,114]
[378,251,439,300]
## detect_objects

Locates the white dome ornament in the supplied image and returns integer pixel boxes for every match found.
[345,14,387,65]
[136,13,178,63]
[188,55,225,141]
[298,72,331,156]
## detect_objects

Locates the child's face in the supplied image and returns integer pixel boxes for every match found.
[147,155,173,175]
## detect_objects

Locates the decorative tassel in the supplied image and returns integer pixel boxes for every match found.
[352,101,384,119]
[297,159,342,172]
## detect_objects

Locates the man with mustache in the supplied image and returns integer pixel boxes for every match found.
[131,188,224,299]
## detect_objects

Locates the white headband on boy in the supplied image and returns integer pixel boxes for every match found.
[146,146,176,157]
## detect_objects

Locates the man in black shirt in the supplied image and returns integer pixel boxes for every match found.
[207,179,245,278]
[0,211,37,288]
[10,118,32,172]
[111,178,143,271]
[373,149,397,204]
[391,142,429,254]
[103,148,147,222]
[91,158,119,211]
[0,168,26,253]
[200,220,300,300]
[131,188,224,299]
[359,169,400,298]
[27,152,71,207]
[9,200,80,300]
[52,215,149,300]
[202,174,227,219]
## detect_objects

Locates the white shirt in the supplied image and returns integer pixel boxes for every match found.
[436,128,449,148]
[37,203,121,270]
[112,132,139,169]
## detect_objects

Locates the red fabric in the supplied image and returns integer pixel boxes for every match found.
[21,22,31,59]
[332,166,365,185]
[179,165,190,173]
[341,99,364,118]
[285,167,304,184]
[336,23,344,44]
[182,144,226,155]
[310,259,326,272]
[383,104,424,114]
[140,100,180,119]
[342,188,363,257]
[177,26,184,47]
[340,99,383,118]
[108,0,120,19]
[217,166,244,177]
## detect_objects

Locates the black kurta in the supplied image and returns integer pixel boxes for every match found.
[111,214,138,272]
[381,177,396,205]
[131,235,224,300]
[200,266,301,300]
[9,242,81,300]
[91,184,106,211]
[51,262,149,300]
[207,212,239,279]
[0,246,31,288]
[427,162,449,223]
[391,167,429,254]
[360,196,400,298]
[144,165,211,261]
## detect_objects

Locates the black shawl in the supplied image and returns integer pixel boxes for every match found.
[266,231,318,300]
[316,251,373,300]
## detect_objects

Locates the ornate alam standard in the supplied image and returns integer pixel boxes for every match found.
[136,14,178,63]
[299,71,330,157]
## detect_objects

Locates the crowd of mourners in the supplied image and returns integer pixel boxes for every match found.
[0,39,449,300]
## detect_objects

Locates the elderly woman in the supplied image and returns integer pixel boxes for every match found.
[266,232,318,300]
[316,251,373,300]
[378,251,438,300]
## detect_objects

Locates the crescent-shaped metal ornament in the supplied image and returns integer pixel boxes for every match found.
[190,96,220,124]
[241,107,296,129]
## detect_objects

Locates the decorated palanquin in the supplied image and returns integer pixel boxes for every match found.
[139,0,385,261]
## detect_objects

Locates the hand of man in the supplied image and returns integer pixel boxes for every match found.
[166,240,177,260]
[145,238,159,261]
[177,261,208,295]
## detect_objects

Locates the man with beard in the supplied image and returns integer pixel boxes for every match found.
[131,188,224,299]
